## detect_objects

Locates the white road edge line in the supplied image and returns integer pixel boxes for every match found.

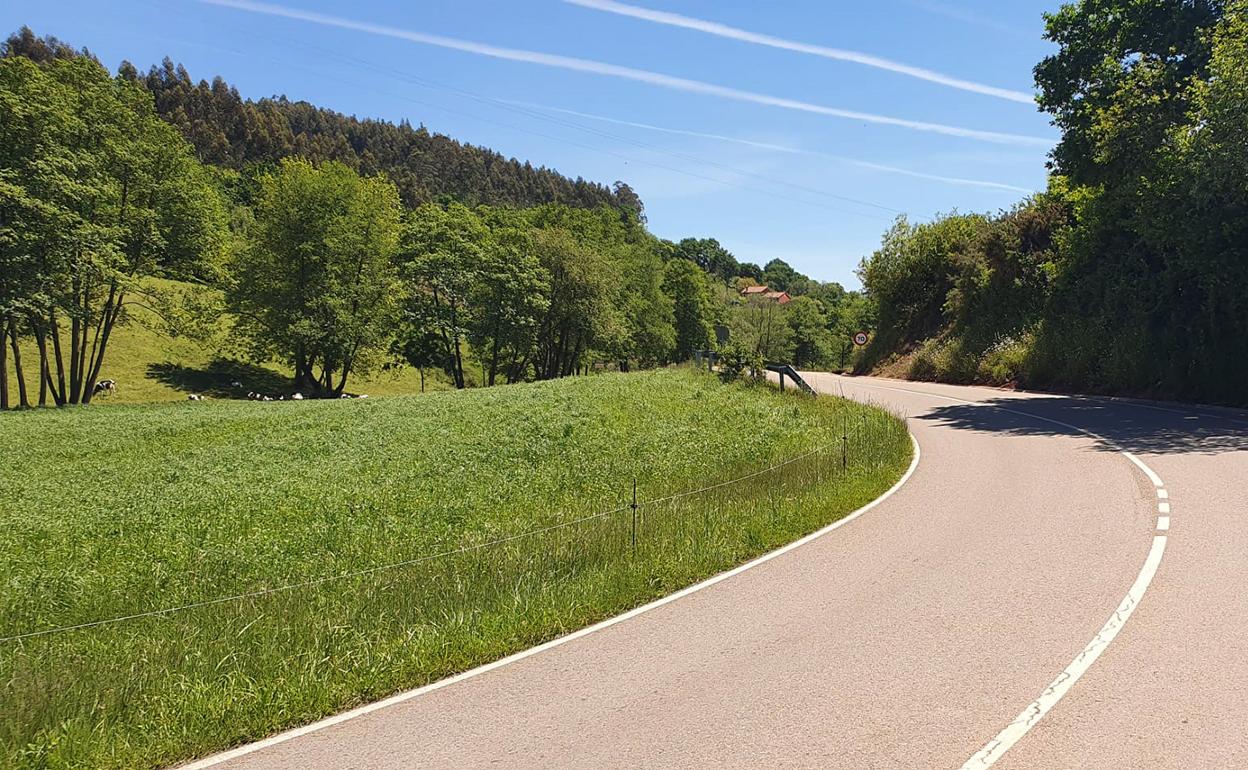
[1124,451,1165,488]
[178,433,923,770]
[961,534,1167,768]
[824,376,1171,769]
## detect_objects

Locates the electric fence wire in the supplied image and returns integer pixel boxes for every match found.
[1,436,843,644]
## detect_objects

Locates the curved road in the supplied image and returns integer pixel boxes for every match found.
[187,375,1248,769]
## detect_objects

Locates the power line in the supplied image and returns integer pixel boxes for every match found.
[1,442,834,643]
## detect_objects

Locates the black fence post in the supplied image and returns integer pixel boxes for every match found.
[630,478,639,554]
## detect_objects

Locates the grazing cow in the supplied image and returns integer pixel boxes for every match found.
[292,393,304,401]
[93,379,117,396]
[188,394,203,401]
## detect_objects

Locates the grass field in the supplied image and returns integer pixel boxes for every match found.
[0,369,911,769]
[0,278,454,405]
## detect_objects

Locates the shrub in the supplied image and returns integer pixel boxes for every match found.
[718,342,764,383]
[978,332,1034,386]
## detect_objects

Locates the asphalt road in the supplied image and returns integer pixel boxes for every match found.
[186,375,1248,769]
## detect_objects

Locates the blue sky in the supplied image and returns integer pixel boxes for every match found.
[2,0,1060,286]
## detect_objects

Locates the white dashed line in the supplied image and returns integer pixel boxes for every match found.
[1159,502,1171,514]
[1157,517,1170,531]
[1157,489,1169,499]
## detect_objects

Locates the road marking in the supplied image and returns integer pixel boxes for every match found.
[960,535,1168,768]
[1124,452,1164,487]
[179,433,923,770]
[827,376,1171,769]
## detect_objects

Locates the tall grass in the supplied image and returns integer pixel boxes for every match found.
[0,369,910,768]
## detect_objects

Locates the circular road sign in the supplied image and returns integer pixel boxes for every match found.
[853,332,869,346]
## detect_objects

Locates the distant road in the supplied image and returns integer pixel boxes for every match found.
[187,375,1248,769]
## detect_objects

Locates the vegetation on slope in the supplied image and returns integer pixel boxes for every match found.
[1,31,872,411]
[854,0,1248,405]
[0,277,451,404]
[0,369,911,768]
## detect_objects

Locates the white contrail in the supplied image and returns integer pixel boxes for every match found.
[908,0,1022,36]
[512,102,1035,194]
[198,0,1052,147]
[564,0,1035,104]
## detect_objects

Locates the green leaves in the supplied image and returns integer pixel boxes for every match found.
[1035,0,1224,185]
[1,52,226,404]
[227,158,403,395]
[663,258,715,360]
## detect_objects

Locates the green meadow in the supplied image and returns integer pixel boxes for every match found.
[0,369,910,768]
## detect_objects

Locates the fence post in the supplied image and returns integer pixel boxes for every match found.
[630,478,639,554]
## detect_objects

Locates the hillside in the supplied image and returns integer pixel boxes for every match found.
[0,278,452,404]
[852,4,1248,406]
[3,26,642,213]
[1,27,864,413]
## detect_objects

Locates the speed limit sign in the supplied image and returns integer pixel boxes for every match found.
[853,331,869,346]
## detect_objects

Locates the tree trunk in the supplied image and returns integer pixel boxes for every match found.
[8,322,29,408]
[45,314,67,406]
[334,360,351,397]
[419,367,425,393]
[488,318,501,387]
[294,343,311,393]
[33,323,55,406]
[69,307,81,404]
[0,318,8,411]
[82,285,122,405]
[452,333,465,389]
[507,351,530,385]
[37,329,48,407]
[449,301,465,389]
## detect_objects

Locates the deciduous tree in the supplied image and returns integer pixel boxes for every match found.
[229,158,401,396]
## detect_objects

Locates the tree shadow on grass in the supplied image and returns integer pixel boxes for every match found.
[146,359,292,399]
[916,395,1248,456]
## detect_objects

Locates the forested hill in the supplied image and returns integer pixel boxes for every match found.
[2,26,641,213]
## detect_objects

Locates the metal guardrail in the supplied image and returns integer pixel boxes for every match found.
[765,363,815,395]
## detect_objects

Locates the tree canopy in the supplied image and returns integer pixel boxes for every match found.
[228,158,402,396]
[857,0,1248,403]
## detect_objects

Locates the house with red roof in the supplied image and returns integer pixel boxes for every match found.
[740,284,791,304]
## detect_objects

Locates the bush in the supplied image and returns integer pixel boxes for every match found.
[718,342,764,383]
[905,337,978,383]
[977,332,1033,386]
[906,341,938,381]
